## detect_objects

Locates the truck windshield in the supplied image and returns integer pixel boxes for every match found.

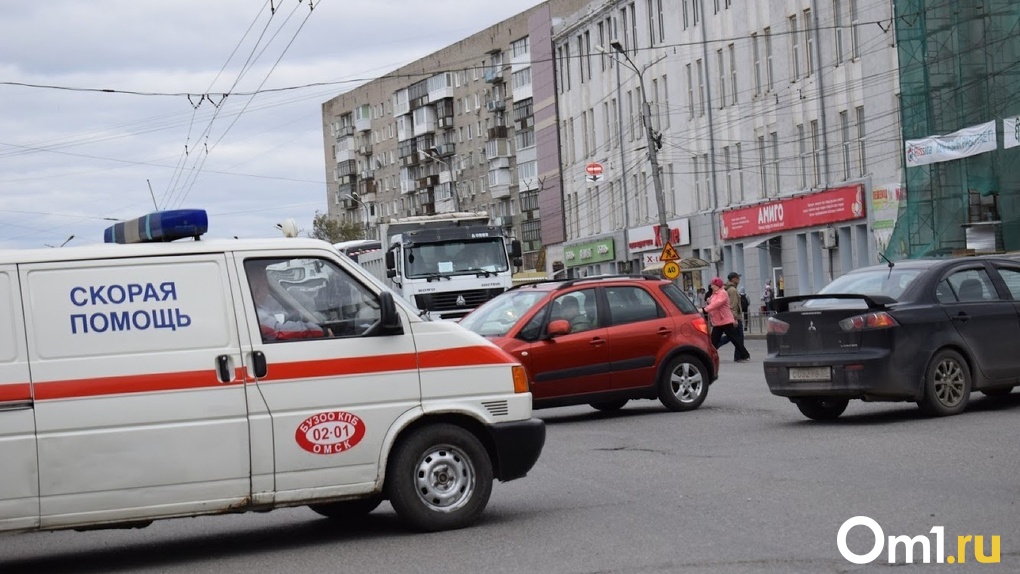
[404,239,509,279]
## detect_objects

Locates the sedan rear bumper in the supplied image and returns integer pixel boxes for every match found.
[763,348,923,401]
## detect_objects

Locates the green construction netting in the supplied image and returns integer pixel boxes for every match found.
[888,0,1020,259]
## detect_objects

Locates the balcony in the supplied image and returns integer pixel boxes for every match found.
[417,174,440,188]
[484,69,504,83]
[488,126,508,140]
[433,143,456,157]
[437,116,454,129]
[334,125,354,139]
[359,169,375,180]
[358,143,373,155]
[485,99,505,112]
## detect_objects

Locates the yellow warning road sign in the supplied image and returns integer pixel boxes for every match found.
[662,261,680,279]
[659,242,680,262]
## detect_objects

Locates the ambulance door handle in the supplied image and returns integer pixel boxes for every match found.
[252,351,268,379]
[216,354,233,383]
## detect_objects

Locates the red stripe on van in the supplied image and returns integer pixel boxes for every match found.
[34,370,224,400]
[0,383,32,402]
[418,345,518,369]
[30,346,517,399]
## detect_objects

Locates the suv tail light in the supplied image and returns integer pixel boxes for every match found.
[691,315,709,336]
[839,311,898,332]
[767,316,790,335]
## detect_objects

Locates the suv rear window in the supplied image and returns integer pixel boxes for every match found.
[659,283,699,314]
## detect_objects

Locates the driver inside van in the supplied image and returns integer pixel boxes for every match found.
[247,264,326,342]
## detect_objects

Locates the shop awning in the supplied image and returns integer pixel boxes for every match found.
[742,235,778,250]
[642,257,710,274]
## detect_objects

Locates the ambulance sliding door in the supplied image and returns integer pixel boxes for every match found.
[0,266,38,532]
[22,255,252,528]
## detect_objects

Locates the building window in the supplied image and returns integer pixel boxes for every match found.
[729,43,738,105]
[686,63,695,118]
[697,59,705,116]
[789,15,800,82]
[717,49,726,108]
[660,75,670,129]
[735,142,744,202]
[701,154,711,210]
[610,98,619,146]
[804,9,814,77]
[683,0,689,29]
[757,135,768,197]
[764,28,774,92]
[797,124,808,189]
[657,0,665,42]
[627,90,635,142]
[512,67,532,90]
[693,0,699,25]
[629,2,638,54]
[723,146,732,205]
[770,131,780,197]
[834,0,844,65]
[856,106,867,176]
[620,6,630,52]
[811,120,822,187]
[511,36,530,58]
[752,34,761,96]
[850,0,860,59]
[693,155,701,211]
[840,111,851,180]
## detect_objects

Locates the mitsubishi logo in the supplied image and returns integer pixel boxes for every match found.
[456,295,467,307]
[808,321,817,332]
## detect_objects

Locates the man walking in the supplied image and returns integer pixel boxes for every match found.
[721,272,749,361]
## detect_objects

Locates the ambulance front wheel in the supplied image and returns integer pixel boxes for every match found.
[386,423,493,532]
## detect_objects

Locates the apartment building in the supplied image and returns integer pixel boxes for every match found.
[321,0,589,271]
[551,0,903,301]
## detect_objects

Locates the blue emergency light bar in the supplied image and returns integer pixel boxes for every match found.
[104,209,209,244]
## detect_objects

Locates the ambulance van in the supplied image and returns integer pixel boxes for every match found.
[0,210,544,534]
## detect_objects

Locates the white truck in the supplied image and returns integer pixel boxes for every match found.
[358,212,522,321]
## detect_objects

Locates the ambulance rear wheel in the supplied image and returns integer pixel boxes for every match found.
[308,495,383,520]
[386,424,493,532]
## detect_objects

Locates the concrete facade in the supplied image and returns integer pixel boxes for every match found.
[321,0,589,272]
[550,0,904,305]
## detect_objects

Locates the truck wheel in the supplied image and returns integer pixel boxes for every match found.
[658,355,708,412]
[919,349,971,416]
[308,495,383,519]
[795,398,849,421]
[386,424,493,532]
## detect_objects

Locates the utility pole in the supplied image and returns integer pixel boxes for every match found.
[611,41,669,250]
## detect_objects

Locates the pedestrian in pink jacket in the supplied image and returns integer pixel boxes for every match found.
[701,277,751,362]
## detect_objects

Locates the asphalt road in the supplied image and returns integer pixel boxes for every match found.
[3,338,1018,573]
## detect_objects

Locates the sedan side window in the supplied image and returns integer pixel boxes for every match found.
[995,267,1020,300]
[606,286,663,326]
[944,269,998,303]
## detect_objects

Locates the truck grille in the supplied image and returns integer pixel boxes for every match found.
[416,289,493,313]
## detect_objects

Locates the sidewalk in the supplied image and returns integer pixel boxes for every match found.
[742,314,770,339]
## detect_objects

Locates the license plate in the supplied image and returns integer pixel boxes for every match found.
[788,366,832,381]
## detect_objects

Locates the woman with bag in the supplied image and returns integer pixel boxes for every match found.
[700,277,751,362]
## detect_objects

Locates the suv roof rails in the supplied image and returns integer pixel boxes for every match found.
[559,274,663,289]
[508,273,663,291]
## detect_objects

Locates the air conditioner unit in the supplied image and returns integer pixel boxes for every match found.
[708,246,723,263]
[821,228,838,249]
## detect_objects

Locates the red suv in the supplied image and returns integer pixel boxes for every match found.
[460,275,719,412]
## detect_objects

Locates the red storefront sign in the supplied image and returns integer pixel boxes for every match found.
[719,184,866,240]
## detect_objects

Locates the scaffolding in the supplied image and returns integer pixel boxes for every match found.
[888,0,1020,259]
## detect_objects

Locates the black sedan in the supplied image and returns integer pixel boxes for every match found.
[764,256,1019,420]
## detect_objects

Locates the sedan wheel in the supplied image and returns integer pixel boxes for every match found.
[919,349,971,417]
[795,397,849,421]
[658,355,708,412]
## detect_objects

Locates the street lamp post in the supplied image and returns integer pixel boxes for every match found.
[610,41,670,252]
[423,148,461,212]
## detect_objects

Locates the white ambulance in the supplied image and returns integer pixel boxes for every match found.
[0,210,544,534]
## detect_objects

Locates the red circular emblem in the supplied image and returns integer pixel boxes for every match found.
[295,411,366,455]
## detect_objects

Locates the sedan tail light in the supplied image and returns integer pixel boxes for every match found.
[839,311,898,332]
[767,316,790,335]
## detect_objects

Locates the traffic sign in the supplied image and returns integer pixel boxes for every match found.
[585,162,604,176]
[659,242,679,262]
[662,261,680,280]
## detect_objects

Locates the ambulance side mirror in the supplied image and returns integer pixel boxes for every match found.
[365,291,404,337]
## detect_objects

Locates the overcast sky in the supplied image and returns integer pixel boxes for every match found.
[0,0,545,249]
